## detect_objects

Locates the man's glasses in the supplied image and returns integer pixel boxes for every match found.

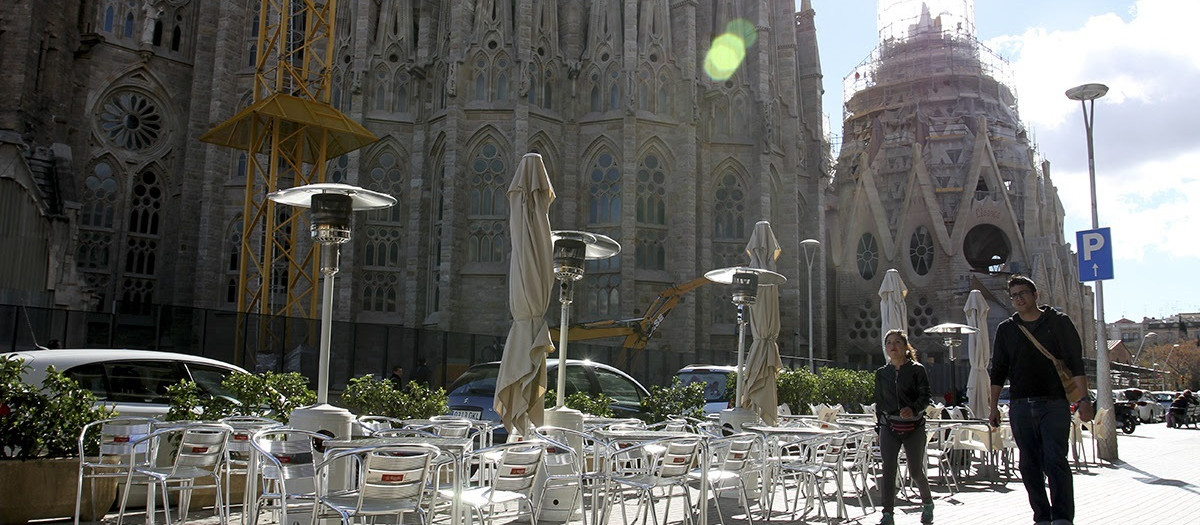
[1008,290,1032,300]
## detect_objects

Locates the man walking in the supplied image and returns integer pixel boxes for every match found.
[988,275,1093,525]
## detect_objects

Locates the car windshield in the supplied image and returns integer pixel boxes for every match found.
[448,365,499,396]
[678,372,730,402]
[188,363,241,399]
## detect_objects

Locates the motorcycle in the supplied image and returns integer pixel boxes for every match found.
[1113,399,1139,434]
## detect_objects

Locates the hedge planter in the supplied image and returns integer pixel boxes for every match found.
[0,457,118,524]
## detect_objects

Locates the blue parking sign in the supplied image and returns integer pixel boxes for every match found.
[1076,228,1113,281]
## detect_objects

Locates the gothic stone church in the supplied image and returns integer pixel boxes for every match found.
[0,1,829,362]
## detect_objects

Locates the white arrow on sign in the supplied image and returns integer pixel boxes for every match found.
[1092,263,1099,277]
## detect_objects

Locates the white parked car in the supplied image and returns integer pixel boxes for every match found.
[675,364,737,415]
[2,349,249,418]
[1120,388,1165,423]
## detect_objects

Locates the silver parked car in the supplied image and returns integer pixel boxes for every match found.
[446,359,649,442]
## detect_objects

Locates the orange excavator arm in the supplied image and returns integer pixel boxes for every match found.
[548,276,711,358]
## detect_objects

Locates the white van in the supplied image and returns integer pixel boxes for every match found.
[3,349,248,418]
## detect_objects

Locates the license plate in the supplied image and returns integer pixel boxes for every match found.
[452,409,482,420]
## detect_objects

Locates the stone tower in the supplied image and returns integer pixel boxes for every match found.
[0,1,828,372]
[826,0,1094,367]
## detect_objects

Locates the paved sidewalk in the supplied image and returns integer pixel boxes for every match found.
[58,421,1198,525]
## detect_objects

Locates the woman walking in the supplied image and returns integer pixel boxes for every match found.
[874,328,935,525]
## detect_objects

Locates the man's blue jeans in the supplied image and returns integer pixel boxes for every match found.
[1009,397,1074,523]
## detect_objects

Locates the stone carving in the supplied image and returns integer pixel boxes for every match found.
[142,1,164,46]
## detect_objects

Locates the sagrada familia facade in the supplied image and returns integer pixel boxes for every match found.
[0,0,1092,371]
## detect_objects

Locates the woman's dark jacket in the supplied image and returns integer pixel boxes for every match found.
[874,359,932,422]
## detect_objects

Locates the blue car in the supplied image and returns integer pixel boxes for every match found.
[446,359,649,442]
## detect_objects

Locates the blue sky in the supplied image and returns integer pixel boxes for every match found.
[809,0,1200,321]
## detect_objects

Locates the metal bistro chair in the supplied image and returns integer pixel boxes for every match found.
[605,435,704,525]
[689,432,763,525]
[311,443,442,525]
[436,439,547,525]
[74,416,157,525]
[841,428,877,515]
[248,427,327,525]
[530,427,589,525]
[218,416,281,525]
[354,415,406,436]
[921,422,960,494]
[116,422,234,525]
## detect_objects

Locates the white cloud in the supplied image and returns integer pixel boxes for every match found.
[986,0,1200,262]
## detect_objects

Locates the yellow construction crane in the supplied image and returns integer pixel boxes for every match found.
[549,276,711,365]
[200,0,376,362]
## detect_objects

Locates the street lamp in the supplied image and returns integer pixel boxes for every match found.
[1133,331,1157,365]
[1066,82,1113,459]
[1164,344,1181,390]
[801,239,821,373]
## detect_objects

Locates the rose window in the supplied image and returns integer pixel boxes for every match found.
[99,91,163,150]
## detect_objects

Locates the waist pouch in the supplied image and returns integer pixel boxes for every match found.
[885,417,922,437]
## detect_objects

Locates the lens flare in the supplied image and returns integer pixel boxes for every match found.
[726,18,757,47]
[704,33,745,81]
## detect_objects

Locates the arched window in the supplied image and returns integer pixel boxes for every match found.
[857,233,879,280]
[635,153,667,270]
[711,171,746,324]
[585,150,621,317]
[171,23,182,52]
[120,170,163,314]
[608,70,620,110]
[473,57,488,101]
[359,150,405,308]
[713,173,745,240]
[588,152,620,224]
[467,142,507,263]
[427,150,446,314]
[909,225,934,276]
[224,217,242,304]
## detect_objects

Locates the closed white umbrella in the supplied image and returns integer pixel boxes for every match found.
[743,221,784,425]
[878,269,909,360]
[964,290,992,419]
[494,153,556,437]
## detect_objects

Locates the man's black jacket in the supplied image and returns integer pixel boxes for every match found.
[990,305,1085,400]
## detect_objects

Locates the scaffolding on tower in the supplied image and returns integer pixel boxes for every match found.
[200,0,377,366]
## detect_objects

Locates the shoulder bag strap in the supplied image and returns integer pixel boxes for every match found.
[1017,323,1064,367]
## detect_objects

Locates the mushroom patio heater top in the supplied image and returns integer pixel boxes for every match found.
[705,266,786,418]
[549,230,620,407]
[924,322,978,405]
[267,183,396,405]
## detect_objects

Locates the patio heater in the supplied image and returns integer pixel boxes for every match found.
[543,231,620,429]
[268,183,396,439]
[705,266,785,430]
[924,322,978,406]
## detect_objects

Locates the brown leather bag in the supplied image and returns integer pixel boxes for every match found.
[1017,324,1085,403]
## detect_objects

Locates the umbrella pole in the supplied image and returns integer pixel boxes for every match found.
[555,280,572,408]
